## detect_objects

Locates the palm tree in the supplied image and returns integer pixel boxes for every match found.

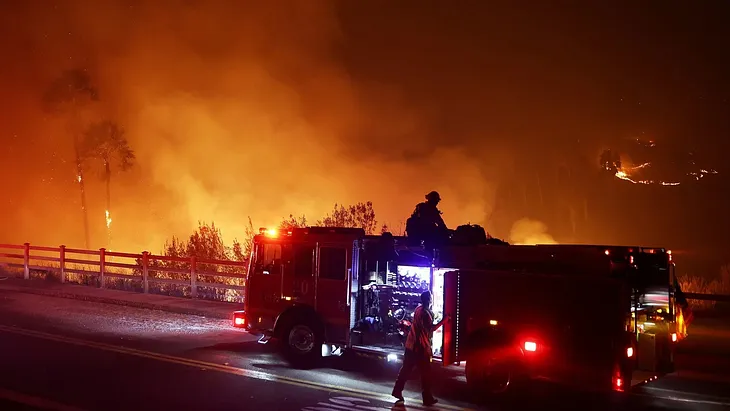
[80,120,135,247]
[43,69,100,249]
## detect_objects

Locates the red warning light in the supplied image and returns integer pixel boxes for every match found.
[232,311,247,328]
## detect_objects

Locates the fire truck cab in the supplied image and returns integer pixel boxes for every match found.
[234,227,681,394]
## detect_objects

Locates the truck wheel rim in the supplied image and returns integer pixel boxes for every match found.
[481,360,511,393]
[289,325,315,353]
[486,371,510,393]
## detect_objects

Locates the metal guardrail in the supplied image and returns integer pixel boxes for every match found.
[684,292,730,303]
[0,243,247,300]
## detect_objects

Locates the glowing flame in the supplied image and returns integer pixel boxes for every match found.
[676,308,687,339]
[105,210,112,229]
[77,174,82,183]
[605,140,718,186]
[613,162,681,186]
[688,169,719,181]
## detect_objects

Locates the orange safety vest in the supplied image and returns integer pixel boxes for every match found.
[405,305,434,356]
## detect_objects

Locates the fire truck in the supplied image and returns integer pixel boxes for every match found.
[233,226,682,394]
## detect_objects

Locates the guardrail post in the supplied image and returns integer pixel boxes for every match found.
[23,243,30,280]
[190,256,197,298]
[59,245,66,283]
[99,248,106,288]
[142,251,149,294]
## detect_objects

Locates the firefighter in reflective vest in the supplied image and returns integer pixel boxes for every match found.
[392,291,449,406]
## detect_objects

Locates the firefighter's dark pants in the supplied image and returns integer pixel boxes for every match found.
[392,348,434,401]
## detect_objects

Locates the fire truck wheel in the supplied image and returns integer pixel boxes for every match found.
[466,355,514,397]
[284,322,322,363]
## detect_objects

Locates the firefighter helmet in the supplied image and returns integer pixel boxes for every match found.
[425,191,441,202]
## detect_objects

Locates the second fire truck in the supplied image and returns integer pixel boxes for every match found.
[233,226,683,395]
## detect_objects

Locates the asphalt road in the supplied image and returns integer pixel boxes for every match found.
[0,290,729,411]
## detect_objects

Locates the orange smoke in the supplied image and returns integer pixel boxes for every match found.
[509,218,557,245]
[0,1,505,252]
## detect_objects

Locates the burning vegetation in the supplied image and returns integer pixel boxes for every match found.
[600,139,718,186]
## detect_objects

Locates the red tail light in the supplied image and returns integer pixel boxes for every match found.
[612,365,625,391]
[524,341,537,352]
[671,333,677,342]
[612,362,627,392]
[626,347,634,358]
[232,311,246,328]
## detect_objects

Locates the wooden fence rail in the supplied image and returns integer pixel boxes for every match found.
[0,243,247,302]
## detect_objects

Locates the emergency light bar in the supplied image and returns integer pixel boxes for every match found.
[258,228,279,237]
[638,248,670,255]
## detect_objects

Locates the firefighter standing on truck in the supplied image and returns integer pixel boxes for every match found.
[392,291,448,406]
[406,191,449,249]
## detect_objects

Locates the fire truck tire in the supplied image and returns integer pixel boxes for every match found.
[283,322,323,366]
[465,353,516,398]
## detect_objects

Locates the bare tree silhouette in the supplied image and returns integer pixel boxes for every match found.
[79,120,135,247]
[43,68,100,248]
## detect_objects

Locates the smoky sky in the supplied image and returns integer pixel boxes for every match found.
[1,1,728,265]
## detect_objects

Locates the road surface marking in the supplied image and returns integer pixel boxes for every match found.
[0,388,88,411]
[638,387,730,406]
[303,396,406,411]
[634,392,730,407]
[0,325,467,411]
